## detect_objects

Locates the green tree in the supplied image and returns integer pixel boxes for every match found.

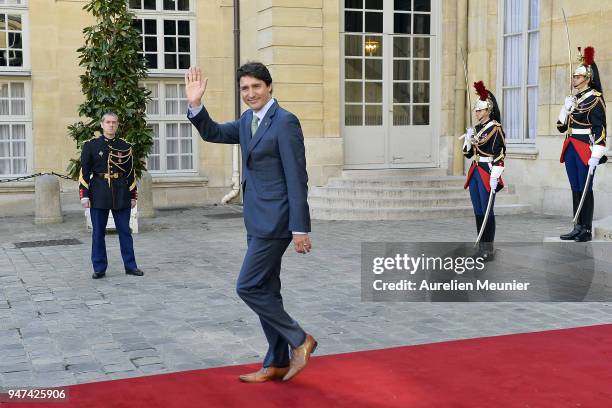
[67,0,151,179]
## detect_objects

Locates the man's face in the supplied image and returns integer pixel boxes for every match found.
[573,75,588,89]
[101,116,119,137]
[474,109,489,122]
[239,75,272,111]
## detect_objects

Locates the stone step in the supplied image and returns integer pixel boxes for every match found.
[309,194,520,209]
[310,186,469,199]
[326,176,466,189]
[341,168,449,178]
[310,204,532,220]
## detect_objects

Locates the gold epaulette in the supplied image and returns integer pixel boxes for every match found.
[119,138,133,145]
[593,90,602,97]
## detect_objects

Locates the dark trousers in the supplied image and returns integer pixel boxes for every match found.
[469,169,496,242]
[564,143,595,229]
[90,207,137,273]
[236,235,306,368]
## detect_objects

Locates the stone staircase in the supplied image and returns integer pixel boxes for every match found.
[309,169,532,220]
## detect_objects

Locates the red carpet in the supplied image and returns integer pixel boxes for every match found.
[4,324,612,408]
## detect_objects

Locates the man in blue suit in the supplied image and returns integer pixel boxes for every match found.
[185,63,317,383]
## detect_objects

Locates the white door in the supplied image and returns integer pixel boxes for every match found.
[342,0,439,168]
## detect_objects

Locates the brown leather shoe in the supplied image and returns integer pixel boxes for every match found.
[283,334,317,381]
[238,366,289,383]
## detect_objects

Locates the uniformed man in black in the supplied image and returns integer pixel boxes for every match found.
[79,112,144,279]
[556,46,607,242]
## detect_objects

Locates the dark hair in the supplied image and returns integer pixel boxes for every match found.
[236,62,272,86]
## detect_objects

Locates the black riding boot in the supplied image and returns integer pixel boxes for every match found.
[574,190,593,242]
[560,192,583,240]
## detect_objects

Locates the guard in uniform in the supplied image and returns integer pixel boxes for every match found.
[462,81,506,261]
[557,46,606,242]
[79,112,144,279]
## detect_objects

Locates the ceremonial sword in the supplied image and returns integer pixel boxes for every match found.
[475,188,495,247]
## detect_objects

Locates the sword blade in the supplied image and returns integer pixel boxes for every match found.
[475,189,496,247]
[460,48,473,128]
[562,8,573,94]
[572,170,593,224]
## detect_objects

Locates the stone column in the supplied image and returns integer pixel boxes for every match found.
[35,175,63,224]
[137,171,154,218]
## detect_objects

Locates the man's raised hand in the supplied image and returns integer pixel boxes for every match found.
[185,66,208,108]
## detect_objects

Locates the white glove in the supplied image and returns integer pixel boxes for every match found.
[558,96,577,124]
[564,95,577,111]
[462,128,475,151]
[588,157,599,175]
[489,177,498,191]
[489,165,504,191]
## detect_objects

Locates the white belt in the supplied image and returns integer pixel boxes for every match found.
[477,157,492,163]
[569,128,591,135]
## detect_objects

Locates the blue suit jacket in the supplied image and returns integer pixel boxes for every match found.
[188,101,311,239]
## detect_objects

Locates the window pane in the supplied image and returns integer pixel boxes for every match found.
[10,99,24,115]
[414,0,431,12]
[504,0,523,33]
[0,142,8,158]
[502,88,521,140]
[180,155,192,170]
[364,82,382,103]
[164,0,176,10]
[0,32,5,48]
[394,13,411,34]
[144,19,156,34]
[413,60,429,80]
[393,105,410,126]
[0,158,9,174]
[180,139,192,154]
[345,105,362,126]
[346,0,362,8]
[527,32,539,85]
[0,124,8,139]
[345,11,363,33]
[178,54,190,69]
[0,83,7,97]
[413,105,429,125]
[365,12,382,33]
[393,83,410,103]
[529,0,539,30]
[12,140,25,156]
[145,54,158,68]
[364,35,382,57]
[167,139,178,154]
[0,100,8,115]
[178,21,190,35]
[144,0,156,9]
[12,158,25,174]
[365,105,382,126]
[167,156,179,170]
[164,20,176,35]
[167,123,178,139]
[8,33,21,49]
[413,83,430,103]
[393,36,410,58]
[10,82,23,97]
[178,0,190,11]
[413,14,430,34]
[393,60,410,80]
[7,15,21,30]
[365,0,383,9]
[145,37,157,52]
[8,50,22,66]
[364,59,382,80]
[178,37,189,52]
[345,35,362,56]
[503,34,522,86]
[165,54,177,69]
[166,84,178,98]
[527,87,537,140]
[12,124,24,139]
[129,0,140,8]
[345,59,362,79]
[394,0,411,11]
[166,100,179,115]
[413,37,430,58]
[164,37,176,52]
[345,82,362,103]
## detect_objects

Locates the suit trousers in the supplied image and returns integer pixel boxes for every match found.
[90,207,138,273]
[236,235,306,368]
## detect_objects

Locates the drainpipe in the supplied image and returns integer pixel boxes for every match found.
[222,0,241,204]
[452,0,469,175]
